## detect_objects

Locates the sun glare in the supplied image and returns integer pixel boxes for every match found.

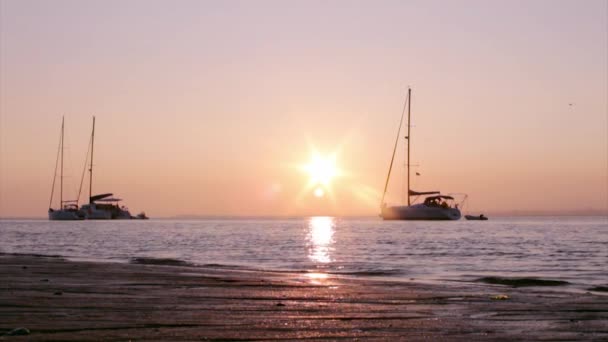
[296,149,343,202]
[304,153,338,186]
[314,187,325,197]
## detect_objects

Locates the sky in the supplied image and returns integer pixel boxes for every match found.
[1,0,607,217]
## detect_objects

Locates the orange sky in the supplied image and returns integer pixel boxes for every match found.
[1,0,607,217]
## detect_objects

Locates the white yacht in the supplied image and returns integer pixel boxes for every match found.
[380,88,461,221]
[381,192,461,220]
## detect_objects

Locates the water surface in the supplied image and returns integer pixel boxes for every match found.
[1,216,606,290]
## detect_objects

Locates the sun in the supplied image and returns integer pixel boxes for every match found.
[295,149,343,202]
[303,153,338,186]
[314,187,325,197]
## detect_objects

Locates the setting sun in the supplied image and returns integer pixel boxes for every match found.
[303,153,338,186]
[314,187,325,197]
[296,150,343,201]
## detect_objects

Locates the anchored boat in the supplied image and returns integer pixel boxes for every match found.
[79,117,144,220]
[380,88,461,220]
[48,117,84,220]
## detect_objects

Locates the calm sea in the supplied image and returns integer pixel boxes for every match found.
[1,216,606,290]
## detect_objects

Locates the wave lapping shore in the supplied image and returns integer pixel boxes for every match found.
[1,254,607,341]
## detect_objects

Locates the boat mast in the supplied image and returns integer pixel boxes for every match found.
[49,118,62,209]
[406,88,412,206]
[60,116,64,208]
[380,89,410,208]
[89,116,95,204]
[76,128,92,206]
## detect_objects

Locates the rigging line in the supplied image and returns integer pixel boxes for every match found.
[89,116,95,203]
[400,163,403,204]
[49,119,63,209]
[380,89,410,207]
[77,131,92,206]
[60,117,64,206]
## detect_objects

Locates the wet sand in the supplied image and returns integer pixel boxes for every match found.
[1,254,606,341]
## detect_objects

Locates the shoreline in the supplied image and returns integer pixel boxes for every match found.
[1,252,604,294]
[1,254,607,340]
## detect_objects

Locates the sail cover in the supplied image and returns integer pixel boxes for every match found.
[425,195,455,200]
[96,197,122,202]
[90,193,113,202]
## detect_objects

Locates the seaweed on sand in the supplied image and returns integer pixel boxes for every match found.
[477,277,569,287]
[130,257,191,266]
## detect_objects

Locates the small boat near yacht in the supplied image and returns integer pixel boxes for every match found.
[380,88,461,221]
[135,212,149,220]
[48,117,84,220]
[465,214,488,221]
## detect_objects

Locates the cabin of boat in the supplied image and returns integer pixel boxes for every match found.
[48,202,85,220]
[81,193,132,220]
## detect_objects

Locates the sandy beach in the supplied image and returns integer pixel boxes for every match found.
[0,254,606,341]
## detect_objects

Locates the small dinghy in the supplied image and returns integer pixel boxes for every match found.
[465,214,488,221]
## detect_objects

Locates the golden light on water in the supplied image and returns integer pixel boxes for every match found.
[304,272,329,285]
[307,216,335,263]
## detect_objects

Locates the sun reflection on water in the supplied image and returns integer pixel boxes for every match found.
[304,272,329,285]
[307,216,335,264]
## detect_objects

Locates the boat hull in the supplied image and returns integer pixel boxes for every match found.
[48,209,84,221]
[86,210,113,220]
[381,205,461,220]
[80,204,112,220]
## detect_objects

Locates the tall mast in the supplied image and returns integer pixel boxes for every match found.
[406,88,412,206]
[49,119,62,209]
[380,89,409,208]
[60,116,64,207]
[89,116,95,203]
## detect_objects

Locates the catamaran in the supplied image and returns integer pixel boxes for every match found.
[78,117,137,220]
[380,88,461,220]
[48,117,84,220]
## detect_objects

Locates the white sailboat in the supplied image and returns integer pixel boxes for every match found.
[48,117,84,220]
[380,88,461,220]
